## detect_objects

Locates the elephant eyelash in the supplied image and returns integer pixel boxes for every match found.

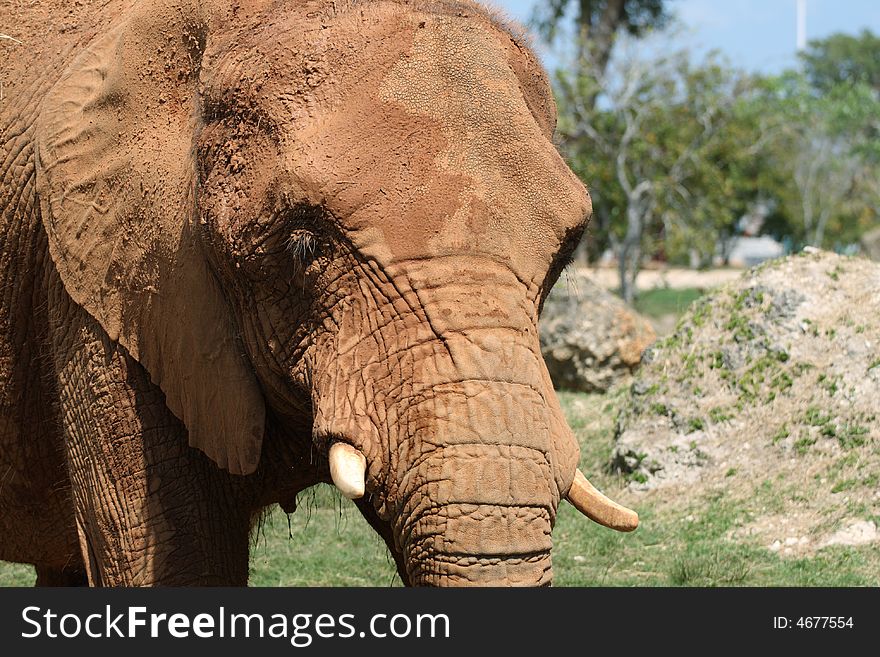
[276,202,329,265]
[554,226,583,270]
[286,229,319,262]
[558,249,576,271]
[542,222,586,298]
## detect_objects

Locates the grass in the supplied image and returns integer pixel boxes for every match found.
[249,487,400,587]
[550,391,879,587]
[631,287,704,320]
[554,499,875,587]
[2,388,877,587]
[0,562,35,587]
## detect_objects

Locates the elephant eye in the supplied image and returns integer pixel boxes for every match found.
[281,203,328,271]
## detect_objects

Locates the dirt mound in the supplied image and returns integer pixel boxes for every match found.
[540,275,655,392]
[612,250,880,554]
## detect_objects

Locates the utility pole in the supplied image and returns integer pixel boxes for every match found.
[796,0,807,51]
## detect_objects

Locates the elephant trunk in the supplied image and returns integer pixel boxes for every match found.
[395,440,555,586]
[310,258,637,585]
[316,343,567,585]
[373,366,565,586]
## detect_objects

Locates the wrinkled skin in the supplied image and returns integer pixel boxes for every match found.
[0,0,592,586]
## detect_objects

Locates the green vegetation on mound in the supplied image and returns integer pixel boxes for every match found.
[613,251,879,565]
[553,390,878,586]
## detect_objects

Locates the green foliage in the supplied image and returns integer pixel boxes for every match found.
[650,402,669,415]
[531,0,671,73]
[532,0,670,42]
[800,29,880,94]
[794,434,818,455]
[831,478,858,494]
[553,25,880,274]
[553,391,880,587]
[752,70,880,248]
[249,491,401,586]
[709,407,733,423]
[688,417,705,432]
[556,41,766,291]
[838,424,869,450]
[0,561,33,586]
[805,406,832,427]
[668,547,752,586]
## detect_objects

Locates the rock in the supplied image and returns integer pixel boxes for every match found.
[539,275,656,392]
[612,251,880,496]
[860,226,880,261]
[821,520,878,548]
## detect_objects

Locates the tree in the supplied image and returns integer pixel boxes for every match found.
[531,0,671,106]
[800,29,880,94]
[548,18,879,306]
[556,38,759,302]
[753,72,880,249]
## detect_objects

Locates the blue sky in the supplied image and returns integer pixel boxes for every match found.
[495,0,880,74]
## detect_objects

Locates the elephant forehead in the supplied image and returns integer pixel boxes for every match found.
[295,14,589,282]
[377,17,560,241]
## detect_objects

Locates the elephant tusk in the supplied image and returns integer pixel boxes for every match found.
[566,469,639,532]
[329,442,367,500]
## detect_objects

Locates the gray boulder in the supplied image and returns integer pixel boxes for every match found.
[860,226,880,261]
[539,275,656,392]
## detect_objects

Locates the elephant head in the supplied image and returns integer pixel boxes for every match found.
[35,0,636,586]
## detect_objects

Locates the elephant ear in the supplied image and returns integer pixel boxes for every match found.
[35,2,265,475]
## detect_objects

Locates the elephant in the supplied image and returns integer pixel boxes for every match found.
[0,0,637,587]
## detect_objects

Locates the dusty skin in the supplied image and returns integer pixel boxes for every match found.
[0,0,634,586]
